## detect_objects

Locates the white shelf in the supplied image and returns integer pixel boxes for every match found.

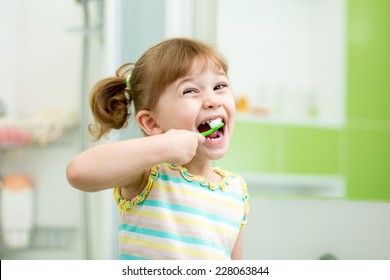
[242,173,345,198]
[0,108,79,148]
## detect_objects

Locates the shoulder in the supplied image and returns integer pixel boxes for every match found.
[215,167,248,197]
[228,171,247,188]
[217,167,247,189]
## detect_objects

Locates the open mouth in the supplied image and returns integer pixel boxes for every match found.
[197,117,225,139]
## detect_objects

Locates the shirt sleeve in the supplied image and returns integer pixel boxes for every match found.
[240,178,249,229]
[114,165,158,212]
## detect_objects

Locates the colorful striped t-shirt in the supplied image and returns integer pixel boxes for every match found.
[114,162,249,260]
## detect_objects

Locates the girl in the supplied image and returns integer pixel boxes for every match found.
[66,38,249,260]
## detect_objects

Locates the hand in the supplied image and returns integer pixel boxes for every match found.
[162,129,205,165]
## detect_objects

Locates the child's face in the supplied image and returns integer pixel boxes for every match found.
[152,60,236,161]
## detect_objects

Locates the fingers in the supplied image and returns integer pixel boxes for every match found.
[163,129,204,165]
[197,133,206,144]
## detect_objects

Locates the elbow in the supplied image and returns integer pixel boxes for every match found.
[66,160,94,192]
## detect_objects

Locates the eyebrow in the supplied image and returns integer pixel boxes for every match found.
[176,70,227,86]
[177,75,197,85]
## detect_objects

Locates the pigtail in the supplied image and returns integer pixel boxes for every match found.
[88,63,134,140]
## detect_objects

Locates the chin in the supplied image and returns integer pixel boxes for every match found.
[202,147,229,161]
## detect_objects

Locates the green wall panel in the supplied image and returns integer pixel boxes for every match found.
[217,122,341,175]
[347,0,390,121]
[283,127,341,174]
[346,0,390,200]
[346,128,390,200]
[216,122,276,173]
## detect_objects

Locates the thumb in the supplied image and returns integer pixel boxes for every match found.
[197,133,206,144]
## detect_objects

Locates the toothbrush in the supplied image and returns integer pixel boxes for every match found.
[201,118,224,137]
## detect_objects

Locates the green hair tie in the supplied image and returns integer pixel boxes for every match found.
[125,74,131,89]
[124,74,131,101]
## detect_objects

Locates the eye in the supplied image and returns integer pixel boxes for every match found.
[183,88,197,95]
[214,83,228,91]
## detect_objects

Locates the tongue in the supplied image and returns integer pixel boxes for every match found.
[207,131,219,139]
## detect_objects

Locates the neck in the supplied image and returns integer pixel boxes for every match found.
[183,158,221,183]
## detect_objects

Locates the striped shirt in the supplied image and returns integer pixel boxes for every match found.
[114,163,249,260]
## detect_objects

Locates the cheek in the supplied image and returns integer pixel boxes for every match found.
[228,95,237,112]
[159,109,196,131]
[173,104,198,123]
[226,97,236,119]
[226,97,236,131]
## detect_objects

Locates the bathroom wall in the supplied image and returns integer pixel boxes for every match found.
[0,0,82,118]
[217,0,346,127]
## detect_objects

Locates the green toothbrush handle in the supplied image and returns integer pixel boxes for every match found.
[201,123,224,136]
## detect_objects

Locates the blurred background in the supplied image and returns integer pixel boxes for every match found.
[0,0,389,260]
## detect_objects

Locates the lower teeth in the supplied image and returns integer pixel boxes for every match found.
[207,131,223,140]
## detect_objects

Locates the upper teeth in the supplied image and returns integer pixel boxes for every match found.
[202,118,223,128]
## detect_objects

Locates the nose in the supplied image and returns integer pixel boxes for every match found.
[203,91,222,109]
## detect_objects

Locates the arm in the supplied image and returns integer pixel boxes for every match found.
[231,229,244,260]
[66,129,205,193]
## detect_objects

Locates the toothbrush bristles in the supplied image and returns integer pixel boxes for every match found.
[209,118,223,128]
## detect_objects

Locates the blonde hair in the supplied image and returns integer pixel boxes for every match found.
[89,37,228,140]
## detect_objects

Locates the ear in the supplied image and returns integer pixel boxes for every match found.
[136,110,163,136]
